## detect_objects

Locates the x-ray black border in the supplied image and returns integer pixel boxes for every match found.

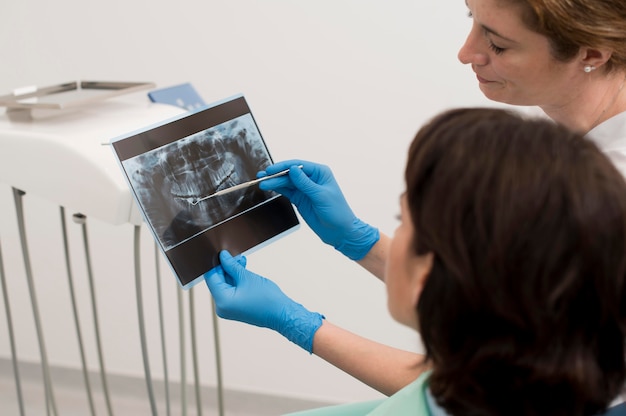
[114,96,252,161]
[112,95,299,289]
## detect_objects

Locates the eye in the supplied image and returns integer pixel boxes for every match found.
[488,40,506,55]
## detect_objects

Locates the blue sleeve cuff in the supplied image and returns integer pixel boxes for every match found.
[283,311,325,353]
[335,219,380,261]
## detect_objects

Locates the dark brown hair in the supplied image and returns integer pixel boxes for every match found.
[503,0,626,72]
[406,108,626,415]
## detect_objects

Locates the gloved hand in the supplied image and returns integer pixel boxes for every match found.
[204,250,324,353]
[258,159,379,260]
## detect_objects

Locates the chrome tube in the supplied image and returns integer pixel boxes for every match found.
[13,188,57,416]
[73,213,114,416]
[211,297,225,416]
[178,287,187,416]
[60,209,96,415]
[189,290,202,415]
[134,225,158,415]
[0,237,26,416]
[155,243,171,416]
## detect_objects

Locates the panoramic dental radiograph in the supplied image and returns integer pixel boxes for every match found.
[123,114,273,250]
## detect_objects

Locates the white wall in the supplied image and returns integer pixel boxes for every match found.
[0,0,495,405]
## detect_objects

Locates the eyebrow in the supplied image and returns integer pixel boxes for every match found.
[465,0,518,44]
[481,24,517,43]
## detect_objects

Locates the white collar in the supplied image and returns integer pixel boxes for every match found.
[586,111,626,152]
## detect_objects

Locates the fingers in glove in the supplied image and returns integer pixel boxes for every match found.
[288,165,320,194]
[264,159,309,175]
[204,265,233,306]
[218,250,250,284]
[258,175,294,192]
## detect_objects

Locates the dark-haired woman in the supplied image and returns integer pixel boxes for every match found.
[206,108,626,414]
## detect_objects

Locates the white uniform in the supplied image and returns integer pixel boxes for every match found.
[531,109,626,409]
[519,107,626,177]
[587,110,626,178]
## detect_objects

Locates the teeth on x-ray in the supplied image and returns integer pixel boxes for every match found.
[123,114,273,250]
[173,195,199,205]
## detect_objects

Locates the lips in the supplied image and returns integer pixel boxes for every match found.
[475,73,492,83]
[471,65,494,83]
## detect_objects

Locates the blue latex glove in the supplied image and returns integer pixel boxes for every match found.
[258,159,379,260]
[204,250,324,353]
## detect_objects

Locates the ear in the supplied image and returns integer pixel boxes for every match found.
[580,47,613,71]
[410,252,434,307]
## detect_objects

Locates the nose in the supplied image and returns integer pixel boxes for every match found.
[457,24,488,66]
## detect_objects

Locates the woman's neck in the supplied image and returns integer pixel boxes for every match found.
[541,70,626,134]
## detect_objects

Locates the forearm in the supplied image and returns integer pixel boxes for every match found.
[312,320,426,396]
[356,232,391,282]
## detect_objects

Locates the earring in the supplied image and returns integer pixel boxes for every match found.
[584,65,596,73]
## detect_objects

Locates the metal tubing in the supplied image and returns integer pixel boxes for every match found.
[60,209,96,415]
[211,298,225,416]
[177,287,187,416]
[0,238,26,416]
[154,243,171,416]
[134,225,158,415]
[189,290,202,416]
[13,188,58,416]
[74,213,114,416]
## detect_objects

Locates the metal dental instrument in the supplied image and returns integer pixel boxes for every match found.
[190,164,303,205]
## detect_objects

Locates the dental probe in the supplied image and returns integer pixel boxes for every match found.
[190,164,303,205]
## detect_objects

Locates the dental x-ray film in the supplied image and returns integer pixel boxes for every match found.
[111,95,300,289]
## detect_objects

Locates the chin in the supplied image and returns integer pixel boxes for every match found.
[480,91,520,106]
[479,85,533,106]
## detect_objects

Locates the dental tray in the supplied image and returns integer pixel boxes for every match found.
[0,81,155,111]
